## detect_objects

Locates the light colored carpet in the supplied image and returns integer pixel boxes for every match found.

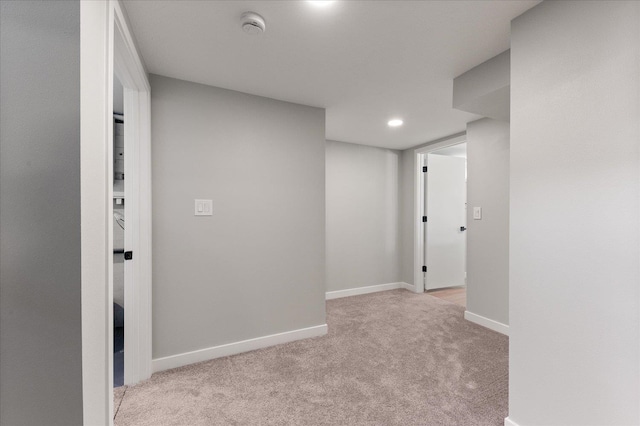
[114,290,508,425]
[114,385,128,419]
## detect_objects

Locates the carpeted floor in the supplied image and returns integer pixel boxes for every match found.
[114,289,508,425]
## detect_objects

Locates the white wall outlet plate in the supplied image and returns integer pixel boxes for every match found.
[473,206,482,220]
[195,199,213,216]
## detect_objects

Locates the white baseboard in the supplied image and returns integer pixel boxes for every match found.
[400,282,416,292]
[326,282,410,300]
[152,324,328,373]
[504,417,519,426]
[464,311,509,336]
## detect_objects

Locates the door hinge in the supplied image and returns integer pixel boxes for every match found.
[422,265,427,272]
[422,216,427,222]
[423,166,428,172]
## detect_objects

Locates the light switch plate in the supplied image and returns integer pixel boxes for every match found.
[195,199,213,216]
[473,207,482,220]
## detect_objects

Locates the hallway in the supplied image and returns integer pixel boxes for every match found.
[427,287,467,308]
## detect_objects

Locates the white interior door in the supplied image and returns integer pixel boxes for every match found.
[425,154,466,290]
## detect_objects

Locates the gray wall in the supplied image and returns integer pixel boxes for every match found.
[400,125,509,328]
[453,50,510,121]
[325,140,401,292]
[400,149,415,285]
[509,1,640,424]
[150,74,326,359]
[466,118,509,326]
[0,1,83,425]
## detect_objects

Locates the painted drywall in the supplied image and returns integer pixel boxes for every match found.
[431,143,467,159]
[509,1,640,424]
[466,118,509,327]
[325,140,401,292]
[453,50,510,121]
[400,149,416,285]
[0,1,84,425]
[114,75,124,115]
[150,74,326,359]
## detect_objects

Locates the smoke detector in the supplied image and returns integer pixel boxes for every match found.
[241,12,266,35]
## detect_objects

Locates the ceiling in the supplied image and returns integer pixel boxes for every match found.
[123,0,539,150]
[431,143,467,159]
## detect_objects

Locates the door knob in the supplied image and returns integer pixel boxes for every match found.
[460,226,467,232]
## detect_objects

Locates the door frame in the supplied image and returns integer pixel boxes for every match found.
[81,1,152,424]
[115,5,153,387]
[413,134,466,293]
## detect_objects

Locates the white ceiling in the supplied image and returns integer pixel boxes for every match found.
[123,0,539,150]
[431,142,467,159]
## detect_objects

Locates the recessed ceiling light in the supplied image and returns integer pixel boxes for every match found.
[308,0,335,7]
[388,119,403,127]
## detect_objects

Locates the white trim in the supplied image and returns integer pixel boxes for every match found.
[504,417,520,426]
[152,325,328,373]
[413,135,467,293]
[113,0,153,386]
[400,282,416,292]
[81,1,151,424]
[464,311,509,336]
[81,2,111,424]
[325,282,406,300]
[122,89,137,385]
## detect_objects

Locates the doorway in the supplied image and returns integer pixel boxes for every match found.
[112,7,153,389]
[113,76,125,388]
[423,143,467,306]
[80,1,153,423]
[413,135,466,297]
